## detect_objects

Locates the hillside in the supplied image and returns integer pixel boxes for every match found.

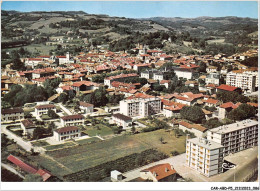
[1,10,258,55]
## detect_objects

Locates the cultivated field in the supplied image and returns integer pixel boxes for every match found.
[29,129,186,177]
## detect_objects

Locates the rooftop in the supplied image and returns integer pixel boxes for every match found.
[188,137,223,150]
[112,113,132,121]
[209,119,258,134]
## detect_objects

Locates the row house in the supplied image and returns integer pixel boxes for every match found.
[60,114,84,126]
[179,121,208,138]
[32,68,56,79]
[72,81,99,92]
[1,108,24,123]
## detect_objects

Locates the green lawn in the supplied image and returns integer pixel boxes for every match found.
[41,114,51,120]
[32,129,186,177]
[83,124,114,137]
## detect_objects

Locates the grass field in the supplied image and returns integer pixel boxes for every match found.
[83,124,114,137]
[32,129,186,177]
[76,137,101,145]
[5,44,54,55]
[31,140,49,147]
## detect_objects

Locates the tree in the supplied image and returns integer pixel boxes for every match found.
[47,109,59,119]
[48,121,56,133]
[11,57,26,71]
[33,127,47,140]
[23,174,42,182]
[204,118,223,129]
[180,106,205,123]
[58,93,68,104]
[171,150,179,156]
[228,103,255,121]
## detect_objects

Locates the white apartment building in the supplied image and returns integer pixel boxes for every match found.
[186,138,224,177]
[119,97,161,117]
[226,71,256,93]
[174,68,193,80]
[207,119,258,156]
[60,114,84,126]
[244,69,258,88]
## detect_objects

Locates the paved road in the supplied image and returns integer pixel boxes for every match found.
[1,163,25,179]
[58,103,72,115]
[1,124,32,152]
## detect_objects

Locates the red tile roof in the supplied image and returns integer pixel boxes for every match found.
[141,163,176,181]
[219,102,241,109]
[55,126,79,134]
[217,84,238,91]
[7,155,38,174]
[203,98,219,105]
[35,104,56,110]
[61,114,84,121]
[21,119,34,128]
[79,101,93,107]
[2,107,23,115]
[36,169,52,182]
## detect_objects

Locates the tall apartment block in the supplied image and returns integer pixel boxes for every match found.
[186,138,224,177]
[119,97,161,117]
[226,70,256,93]
[207,119,258,156]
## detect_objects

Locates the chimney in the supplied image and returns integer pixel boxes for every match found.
[153,171,157,177]
[165,167,168,172]
[171,165,174,170]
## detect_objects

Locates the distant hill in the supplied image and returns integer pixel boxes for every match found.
[1,11,258,55]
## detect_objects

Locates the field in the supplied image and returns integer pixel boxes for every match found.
[5,44,54,55]
[83,124,114,137]
[30,129,186,177]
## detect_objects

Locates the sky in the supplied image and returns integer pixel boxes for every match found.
[1,1,258,19]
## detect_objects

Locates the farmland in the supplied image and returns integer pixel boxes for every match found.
[29,129,186,177]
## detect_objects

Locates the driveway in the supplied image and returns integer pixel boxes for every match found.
[57,103,72,115]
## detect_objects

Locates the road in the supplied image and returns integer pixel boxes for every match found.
[58,103,72,115]
[1,163,25,179]
[1,123,33,152]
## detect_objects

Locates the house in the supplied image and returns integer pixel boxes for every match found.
[174,92,204,106]
[140,163,177,182]
[53,126,81,141]
[178,121,208,137]
[35,104,56,116]
[206,66,218,73]
[7,155,52,181]
[104,73,139,88]
[218,102,241,119]
[60,114,84,126]
[160,80,170,89]
[111,113,133,129]
[133,63,150,72]
[216,84,241,94]
[72,81,99,92]
[21,119,36,136]
[173,67,194,80]
[162,101,186,118]
[1,107,24,123]
[79,101,94,114]
[205,73,220,86]
[202,98,221,107]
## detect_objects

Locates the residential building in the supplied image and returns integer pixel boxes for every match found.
[205,73,220,86]
[218,102,241,119]
[53,126,81,141]
[206,66,218,73]
[79,101,94,114]
[1,108,24,122]
[111,113,133,129]
[186,137,224,177]
[174,68,193,80]
[60,114,84,126]
[21,119,36,136]
[207,119,258,156]
[35,104,56,116]
[104,73,139,88]
[153,72,165,81]
[140,163,177,182]
[72,81,99,92]
[216,84,241,94]
[179,121,208,138]
[226,70,256,93]
[174,92,204,106]
[119,93,161,117]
